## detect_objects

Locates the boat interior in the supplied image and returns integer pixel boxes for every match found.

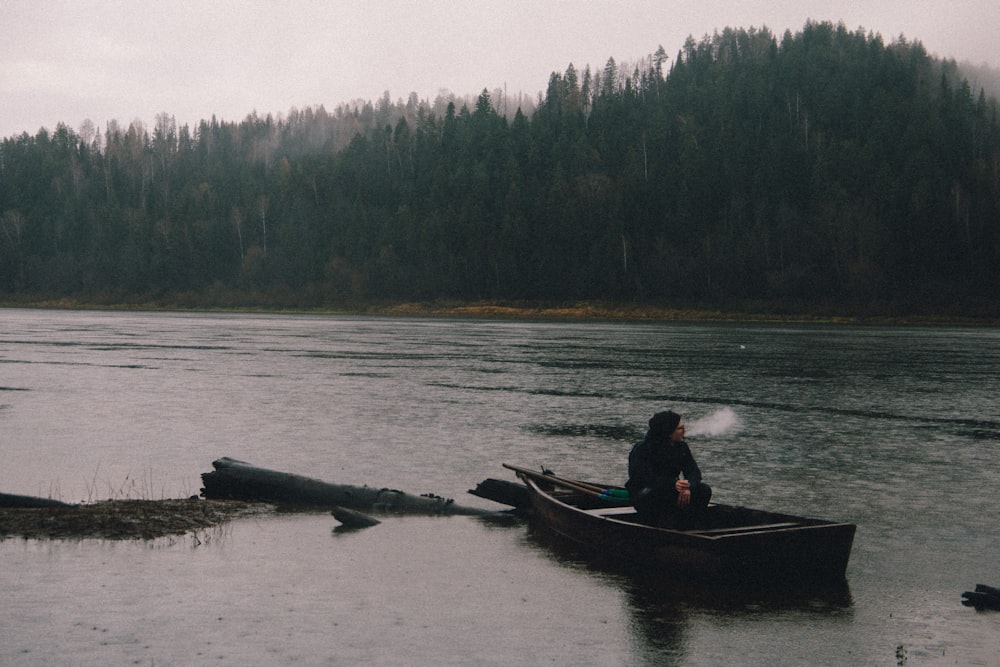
[553,488,829,535]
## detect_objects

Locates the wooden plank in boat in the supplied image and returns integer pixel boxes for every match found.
[586,506,638,517]
[584,509,801,534]
[685,522,800,536]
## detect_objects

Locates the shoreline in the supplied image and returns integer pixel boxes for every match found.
[4,298,999,326]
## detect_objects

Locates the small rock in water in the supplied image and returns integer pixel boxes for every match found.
[331,506,381,529]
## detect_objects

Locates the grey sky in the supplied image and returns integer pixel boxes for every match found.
[3,0,998,138]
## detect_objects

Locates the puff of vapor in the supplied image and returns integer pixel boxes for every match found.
[685,407,741,437]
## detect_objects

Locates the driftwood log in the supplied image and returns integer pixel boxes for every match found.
[200,457,496,516]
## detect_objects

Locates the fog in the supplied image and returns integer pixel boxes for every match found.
[3,0,998,138]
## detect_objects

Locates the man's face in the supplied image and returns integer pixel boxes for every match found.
[670,421,686,442]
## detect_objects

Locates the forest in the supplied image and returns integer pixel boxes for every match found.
[1,21,999,317]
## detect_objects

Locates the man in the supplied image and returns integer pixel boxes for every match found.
[626,410,712,525]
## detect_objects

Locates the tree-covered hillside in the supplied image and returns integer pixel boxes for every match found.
[2,21,998,315]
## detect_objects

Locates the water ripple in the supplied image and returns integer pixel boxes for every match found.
[649,393,1000,432]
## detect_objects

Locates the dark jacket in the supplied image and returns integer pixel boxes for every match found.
[625,434,705,500]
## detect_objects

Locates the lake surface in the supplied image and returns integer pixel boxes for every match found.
[1,308,999,666]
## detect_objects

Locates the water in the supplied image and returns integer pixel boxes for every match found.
[1,309,999,666]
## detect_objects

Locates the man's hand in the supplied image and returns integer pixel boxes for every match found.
[675,479,691,507]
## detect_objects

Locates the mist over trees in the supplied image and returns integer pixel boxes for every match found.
[2,21,998,315]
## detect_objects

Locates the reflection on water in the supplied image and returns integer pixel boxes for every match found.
[2,310,999,665]
[522,521,855,666]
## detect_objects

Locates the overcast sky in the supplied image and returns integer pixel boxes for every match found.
[3,0,998,139]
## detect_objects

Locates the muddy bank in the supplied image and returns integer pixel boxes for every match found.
[8,298,999,325]
[0,498,274,540]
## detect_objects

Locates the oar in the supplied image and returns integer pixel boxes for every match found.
[503,463,601,496]
[503,464,631,502]
[503,465,630,500]
[564,477,631,501]
[560,478,607,493]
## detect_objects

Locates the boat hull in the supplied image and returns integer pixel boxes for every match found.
[523,476,855,583]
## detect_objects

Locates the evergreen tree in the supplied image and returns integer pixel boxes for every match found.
[0,22,997,314]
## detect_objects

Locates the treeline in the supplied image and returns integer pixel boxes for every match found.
[2,21,999,314]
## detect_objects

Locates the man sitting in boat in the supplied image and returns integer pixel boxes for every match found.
[626,410,712,526]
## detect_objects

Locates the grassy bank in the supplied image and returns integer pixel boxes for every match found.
[0,498,274,541]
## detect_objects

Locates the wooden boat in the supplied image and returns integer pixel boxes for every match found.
[504,464,856,583]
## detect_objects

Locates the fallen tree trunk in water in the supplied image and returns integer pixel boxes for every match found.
[200,457,496,516]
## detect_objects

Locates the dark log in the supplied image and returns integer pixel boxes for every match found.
[468,478,531,509]
[0,492,74,508]
[975,583,1000,598]
[962,584,1000,610]
[200,457,496,516]
[961,591,1000,610]
[962,584,1000,611]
